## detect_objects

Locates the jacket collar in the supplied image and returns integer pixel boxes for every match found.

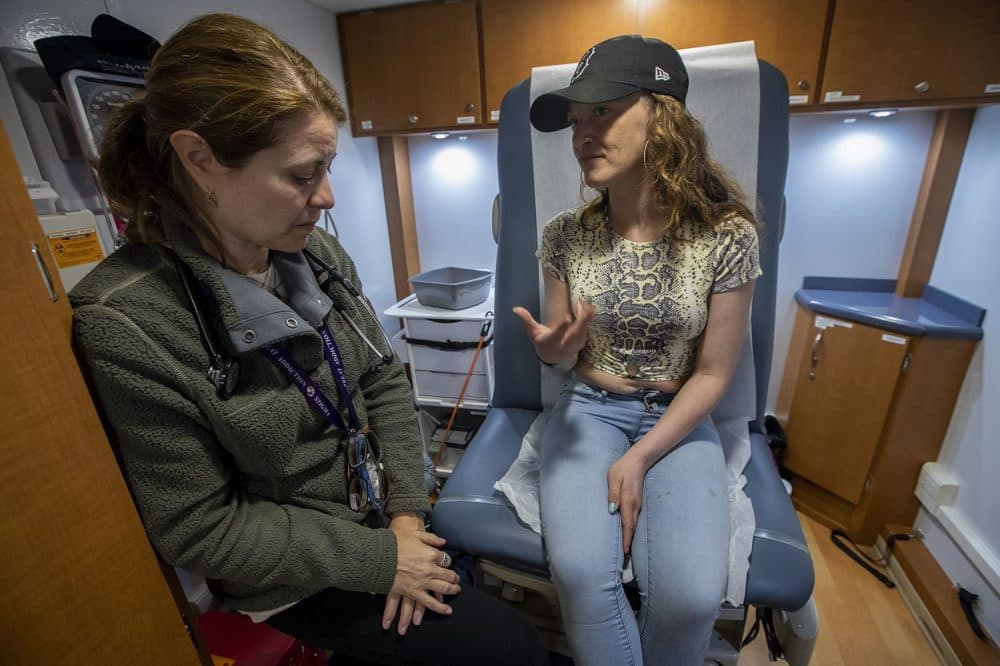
[159,206,334,356]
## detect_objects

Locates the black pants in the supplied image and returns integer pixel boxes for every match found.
[267,586,549,666]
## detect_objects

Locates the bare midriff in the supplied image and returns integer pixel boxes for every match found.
[574,358,686,395]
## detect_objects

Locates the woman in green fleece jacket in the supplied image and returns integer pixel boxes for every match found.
[70,13,546,666]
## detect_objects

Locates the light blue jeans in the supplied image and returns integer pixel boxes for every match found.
[540,378,729,666]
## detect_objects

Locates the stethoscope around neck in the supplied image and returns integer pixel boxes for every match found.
[171,248,395,400]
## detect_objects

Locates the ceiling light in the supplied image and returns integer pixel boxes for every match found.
[431,146,477,184]
[842,117,857,124]
[431,133,450,140]
[868,109,897,118]
[457,135,468,141]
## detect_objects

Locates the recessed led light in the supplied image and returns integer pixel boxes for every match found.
[868,109,897,118]
[843,117,857,124]
[431,133,450,140]
[457,135,468,141]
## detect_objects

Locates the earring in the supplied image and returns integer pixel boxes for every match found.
[207,188,218,207]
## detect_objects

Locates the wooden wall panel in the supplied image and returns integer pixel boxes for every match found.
[0,122,204,664]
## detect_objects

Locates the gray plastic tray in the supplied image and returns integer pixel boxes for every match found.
[410,267,492,310]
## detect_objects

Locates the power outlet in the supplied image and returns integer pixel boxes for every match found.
[914,462,959,515]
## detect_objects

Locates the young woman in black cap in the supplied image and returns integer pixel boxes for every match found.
[515,35,760,665]
[71,13,547,666]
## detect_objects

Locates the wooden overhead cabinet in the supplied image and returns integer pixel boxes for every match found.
[338,0,1000,134]
[638,0,830,104]
[480,0,640,124]
[339,1,483,134]
[821,0,1000,106]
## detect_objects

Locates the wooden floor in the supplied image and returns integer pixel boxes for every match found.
[739,513,942,665]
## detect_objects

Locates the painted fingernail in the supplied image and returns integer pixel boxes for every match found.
[608,502,618,514]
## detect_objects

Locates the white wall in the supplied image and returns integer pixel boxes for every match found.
[0,0,397,327]
[409,132,499,275]
[916,103,1000,642]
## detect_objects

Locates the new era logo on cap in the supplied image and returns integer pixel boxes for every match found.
[654,66,670,82]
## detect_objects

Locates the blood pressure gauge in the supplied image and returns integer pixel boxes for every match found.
[60,69,146,162]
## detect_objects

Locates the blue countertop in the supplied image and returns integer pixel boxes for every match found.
[794,277,985,340]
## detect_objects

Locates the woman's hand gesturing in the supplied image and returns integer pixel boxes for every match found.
[513,297,595,366]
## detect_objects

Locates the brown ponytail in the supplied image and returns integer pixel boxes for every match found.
[98,96,164,242]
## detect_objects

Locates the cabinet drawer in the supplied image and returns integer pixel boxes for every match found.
[408,342,491,376]
[413,370,492,404]
[406,318,484,343]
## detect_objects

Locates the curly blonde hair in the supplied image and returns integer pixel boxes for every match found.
[581,93,756,234]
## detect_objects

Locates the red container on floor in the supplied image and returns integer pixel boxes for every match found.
[198,611,326,666]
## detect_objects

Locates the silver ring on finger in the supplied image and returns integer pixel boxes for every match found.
[438,552,452,568]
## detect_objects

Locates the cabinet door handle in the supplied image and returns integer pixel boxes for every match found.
[31,243,58,302]
[808,330,823,380]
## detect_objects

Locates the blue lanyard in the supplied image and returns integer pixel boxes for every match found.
[265,323,385,518]
[264,323,360,434]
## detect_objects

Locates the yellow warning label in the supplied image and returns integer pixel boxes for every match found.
[46,227,104,268]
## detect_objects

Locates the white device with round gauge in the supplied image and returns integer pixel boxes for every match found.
[60,68,145,162]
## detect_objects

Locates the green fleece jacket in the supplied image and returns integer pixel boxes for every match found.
[70,218,430,612]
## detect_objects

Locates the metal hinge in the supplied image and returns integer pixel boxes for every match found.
[901,353,912,374]
[863,476,873,493]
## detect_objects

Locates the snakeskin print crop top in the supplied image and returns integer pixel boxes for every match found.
[537,207,762,382]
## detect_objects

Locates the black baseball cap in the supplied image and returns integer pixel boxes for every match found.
[530,35,688,132]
